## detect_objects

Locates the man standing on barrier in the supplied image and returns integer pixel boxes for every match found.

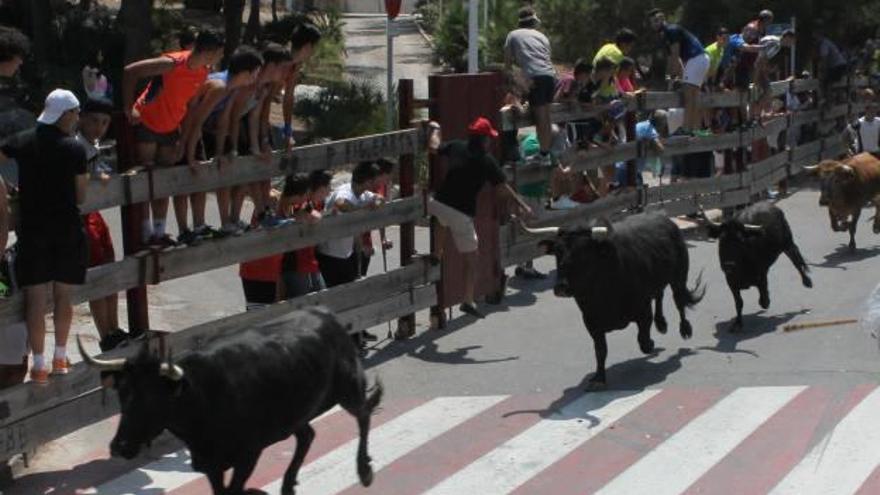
[426,117,533,319]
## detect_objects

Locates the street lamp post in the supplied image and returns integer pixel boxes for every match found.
[468,0,479,73]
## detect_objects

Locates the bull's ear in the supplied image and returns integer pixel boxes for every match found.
[538,240,555,254]
[706,224,722,239]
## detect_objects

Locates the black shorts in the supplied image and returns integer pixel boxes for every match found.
[316,252,358,288]
[241,279,276,305]
[528,75,556,107]
[16,222,88,287]
[135,124,180,147]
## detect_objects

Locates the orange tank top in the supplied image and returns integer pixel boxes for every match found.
[135,51,208,134]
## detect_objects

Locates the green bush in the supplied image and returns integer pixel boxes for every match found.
[261,10,346,84]
[415,0,441,35]
[432,1,470,72]
[294,79,388,141]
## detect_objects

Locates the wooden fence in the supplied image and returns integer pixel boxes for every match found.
[0,75,865,466]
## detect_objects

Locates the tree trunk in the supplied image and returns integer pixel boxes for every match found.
[243,0,262,45]
[119,0,154,63]
[271,0,278,22]
[224,0,246,59]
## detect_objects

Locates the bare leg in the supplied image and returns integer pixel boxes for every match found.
[217,187,232,227]
[52,282,74,350]
[135,141,158,238]
[155,144,179,234]
[191,192,207,228]
[533,104,552,153]
[24,284,48,359]
[88,298,112,339]
[684,84,701,130]
[172,195,189,233]
[231,185,247,224]
[107,293,119,330]
[463,252,477,305]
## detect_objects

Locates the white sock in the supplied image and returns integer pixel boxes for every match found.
[142,219,153,239]
[32,353,45,371]
[54,346,66,360]
[153,219,166,236]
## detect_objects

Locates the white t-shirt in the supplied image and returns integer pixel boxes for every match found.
[858,116,880,153]
[317,183,378,259]
[504,28,556,78]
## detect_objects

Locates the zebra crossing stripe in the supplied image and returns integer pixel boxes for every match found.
[263,395,507,495]
[596,386,805,495]
[422,389,660,495]
[770,387,880,495]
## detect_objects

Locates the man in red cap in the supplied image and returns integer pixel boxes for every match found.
[426,117,533,318]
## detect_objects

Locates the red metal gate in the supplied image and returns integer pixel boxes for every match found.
[428,72,506,315]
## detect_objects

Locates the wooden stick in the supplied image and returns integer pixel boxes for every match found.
[782,319,858,332]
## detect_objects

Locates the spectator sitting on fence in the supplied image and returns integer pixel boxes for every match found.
[505,6,557,167]
[595,28,638,81]
[704,27,730,90]
[122,29,224,248]
[648,8,710,137]
[280,170,332,300]
[76,97,131,352]
[426,118,533,319]
[178,46,265,242]
[359,158,395,278]
[228,43,294,230]
[277,22,323,151]
[616,57,639,96]
[570,170,600,204]
[564,58,614,149]
[753,30,797,126]
[0,25,30,390]
[554,58,592,103]
[813,28,849,106]
[0,90,87,385]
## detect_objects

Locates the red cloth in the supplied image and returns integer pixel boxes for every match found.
[84,211,115,267]
[239,255,283,282]
[617,76,635,94]
[134,51,208,134]
[571,189,596,204]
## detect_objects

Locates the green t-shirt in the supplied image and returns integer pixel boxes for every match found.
[705,42,723,77]
[593,43,625,66]
[517,133,547,198]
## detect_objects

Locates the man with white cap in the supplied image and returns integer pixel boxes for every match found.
[0,89,88,385]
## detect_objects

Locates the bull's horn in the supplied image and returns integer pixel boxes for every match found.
[159,362,185,381]
[743,224,764,232]
[803,164,819,172]
[697,204,721,227]
[518,219,559,236]
[77,334,126,371]
[591,226,609,239]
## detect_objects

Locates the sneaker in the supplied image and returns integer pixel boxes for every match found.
[193,224,219,240]
[259,210,283,228]
[459,303,485,319]
[515,266,547,279]
[149,234,178,249]
[671,127,694,137]
[361,330,379,342]
[50,358,70,376]
[99,328,130,352]
[236,220,251,232]
[549,195,580,210]
[693,129,713,138]
[30,368,49,385]
[221,223,244,237]
[176,229,201,246]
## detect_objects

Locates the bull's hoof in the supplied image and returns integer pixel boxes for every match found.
[759,296,770,310]
[680,320,693,339]
[850,242,858,252]
[655,317,668,334]
[802,276,814,289]
[358,463,374,487]
[638,337,655,354]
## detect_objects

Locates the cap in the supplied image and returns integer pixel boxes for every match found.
[468,117,499,138]
[759,9,774,20]
[37,89,80,125]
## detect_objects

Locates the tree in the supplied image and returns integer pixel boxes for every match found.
[224,0,246,58]
[119,0,154,63]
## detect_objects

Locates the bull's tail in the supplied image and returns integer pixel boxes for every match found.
[787,242,811,273]
[682,270,706,308]
[365,377,384,415]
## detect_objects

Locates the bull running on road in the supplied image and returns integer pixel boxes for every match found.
[702,202,813,332]
[522,213,704,389]
[78,307,383,495]
[806,152,880,251]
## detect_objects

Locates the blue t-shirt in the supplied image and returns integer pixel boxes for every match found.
[719,34,746,71]
[662,24,704,62]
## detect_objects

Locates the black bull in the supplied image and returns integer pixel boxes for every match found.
[703,202,812,331]
[79,307,383,495]
[523,213,705,388]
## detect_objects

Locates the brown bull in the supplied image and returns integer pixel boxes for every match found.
[806,152,880,251]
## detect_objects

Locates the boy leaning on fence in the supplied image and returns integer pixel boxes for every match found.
[0,89,87,385]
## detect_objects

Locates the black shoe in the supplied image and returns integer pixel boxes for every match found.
[515,266,546,279]
[459,303,485,319]
[361,330,378,342]
[176,230,201,246]
[99,328,130,352]
[148,234,179,249]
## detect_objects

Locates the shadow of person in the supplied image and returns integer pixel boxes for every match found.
[409,342,519,365]
[705,309,811,355]
[814,244,880,269]
[502,348,696,427]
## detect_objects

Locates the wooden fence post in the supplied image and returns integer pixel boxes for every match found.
[395,79,417,339]
[113,112,150,337]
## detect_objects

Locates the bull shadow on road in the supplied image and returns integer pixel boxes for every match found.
[813,244,880,269]
[502,348,696,427]
[705,309,811,356]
